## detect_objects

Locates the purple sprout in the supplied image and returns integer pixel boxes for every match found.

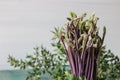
[61,12,106,80]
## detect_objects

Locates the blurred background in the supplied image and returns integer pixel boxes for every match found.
[0,0,120,70]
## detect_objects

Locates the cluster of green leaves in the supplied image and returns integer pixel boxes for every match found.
[8,46,67,80]
[98,46,120,80]
[64,71,86,80]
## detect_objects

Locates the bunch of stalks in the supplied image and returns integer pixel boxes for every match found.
[61,12,106,80]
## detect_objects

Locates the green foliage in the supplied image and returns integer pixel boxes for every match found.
[70,12,77,19]
[8,46,68,80]
[64,71,86,80]
[98,46,120,80]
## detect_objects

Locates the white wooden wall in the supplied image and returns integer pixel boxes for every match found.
[0,0,120,70]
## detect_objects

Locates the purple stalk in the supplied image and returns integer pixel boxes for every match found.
[87,56,92,80]
[67,46,76,75]
[85,48,91,77]
[90,48,94,80]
